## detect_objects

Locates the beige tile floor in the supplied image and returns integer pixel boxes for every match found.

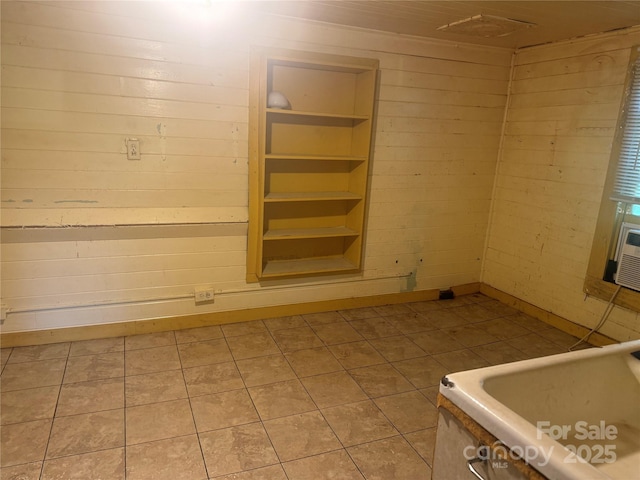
[0,293,586,480]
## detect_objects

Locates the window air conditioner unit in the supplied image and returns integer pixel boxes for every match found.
[615,226,640,292]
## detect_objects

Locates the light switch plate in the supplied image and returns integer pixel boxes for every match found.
[127,138,141,160]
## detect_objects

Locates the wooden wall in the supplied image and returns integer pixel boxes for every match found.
[0,1,510,333]
[483,27,640,341]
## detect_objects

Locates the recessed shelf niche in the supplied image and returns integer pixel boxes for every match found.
[247,48,378,281]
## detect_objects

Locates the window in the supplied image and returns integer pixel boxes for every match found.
[585,46,640,310]
[611,51,640,205]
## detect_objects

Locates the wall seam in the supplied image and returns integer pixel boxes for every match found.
[480,49,517,283]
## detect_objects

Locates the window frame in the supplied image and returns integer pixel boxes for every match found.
[585,45,640,310]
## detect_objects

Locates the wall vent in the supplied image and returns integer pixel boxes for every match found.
[437,14,536,38]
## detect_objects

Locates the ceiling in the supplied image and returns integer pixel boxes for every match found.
[253,1,640,49]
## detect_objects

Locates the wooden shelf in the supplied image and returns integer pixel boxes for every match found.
[263,226,359,240]
[265,192,361,202]
[264,154,367,162]
[247,48,378,281]
[262,256,358,278]
[266,108,369,122]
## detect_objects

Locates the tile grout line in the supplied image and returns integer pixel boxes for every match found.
[263,310,377,477]
[38,346,71,480]
[123,336,130,480]
[340,346,433,474]
[172,329,211,480]
[255,319,311,477]
[226,325,287,478]
[302,308,431,475]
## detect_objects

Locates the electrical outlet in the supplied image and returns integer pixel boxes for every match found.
[195,288,214,304]
[126,138,140,160]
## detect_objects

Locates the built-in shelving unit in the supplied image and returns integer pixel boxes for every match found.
[247,48,379,282]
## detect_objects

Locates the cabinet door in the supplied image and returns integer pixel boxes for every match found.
[432,409,536,480]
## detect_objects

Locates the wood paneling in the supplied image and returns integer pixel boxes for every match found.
[483,28,640,341]
[1,0,509,334]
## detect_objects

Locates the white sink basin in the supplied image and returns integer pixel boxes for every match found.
[439,340,640,480]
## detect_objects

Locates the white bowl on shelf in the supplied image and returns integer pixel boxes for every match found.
[267,91,291,109]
